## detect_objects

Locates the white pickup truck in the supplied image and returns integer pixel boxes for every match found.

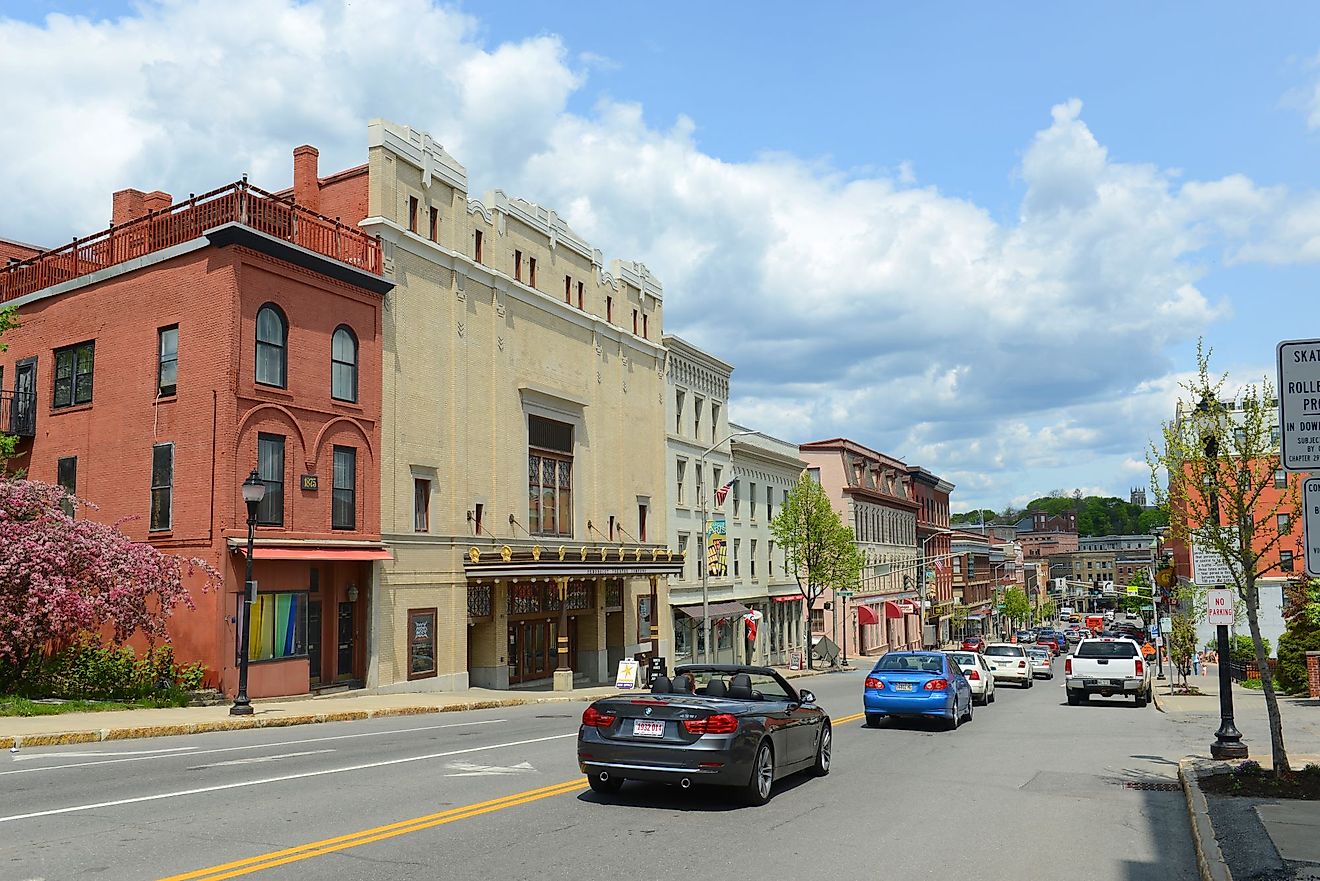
[1064,637,1152,707]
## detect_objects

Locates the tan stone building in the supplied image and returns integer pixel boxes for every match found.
[349,120,678,691]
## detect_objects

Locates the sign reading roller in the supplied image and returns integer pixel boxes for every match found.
[1276,338,1320,472]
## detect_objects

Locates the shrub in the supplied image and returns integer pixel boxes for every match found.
[1277,613,1320,694]
[12,638,209,701]
[1229,634,1269,663]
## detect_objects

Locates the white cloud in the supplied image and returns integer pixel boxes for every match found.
[2,1,1318,513]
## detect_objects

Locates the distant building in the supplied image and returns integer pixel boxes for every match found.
[1130,487,1148,507]
[1014,509,1079,558]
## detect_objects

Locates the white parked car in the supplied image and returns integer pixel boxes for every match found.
[983,643,1033,687]
[946,651,997,705]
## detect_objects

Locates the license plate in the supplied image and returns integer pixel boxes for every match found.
[895,683,915,691]
[632,719,664,737]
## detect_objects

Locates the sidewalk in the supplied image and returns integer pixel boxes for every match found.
[1157,668,1320,880]
[0,665,831,749]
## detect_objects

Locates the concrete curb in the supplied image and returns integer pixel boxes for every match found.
[1179,757,1234,881]
[1153,685,1167,713]
[1,667,832,749]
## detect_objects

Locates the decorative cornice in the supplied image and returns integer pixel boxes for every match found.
[368,119,468,193]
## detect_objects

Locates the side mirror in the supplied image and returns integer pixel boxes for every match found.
[798,689,816,705]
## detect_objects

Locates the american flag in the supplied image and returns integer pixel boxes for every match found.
[713,477,736,506]
[933,556,947,574]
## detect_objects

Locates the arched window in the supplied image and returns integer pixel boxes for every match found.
[331,325,358,402]
[255,304,287,387]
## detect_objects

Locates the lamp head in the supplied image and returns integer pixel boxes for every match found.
[241,469,266,505]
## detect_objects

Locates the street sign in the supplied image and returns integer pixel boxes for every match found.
[1206,589,1235,625]
[1305,478,1320,577]
[1192,538,1235,587]
[1160,616,1172,633]
[837,590,854,598]
[1277,338,1320,472]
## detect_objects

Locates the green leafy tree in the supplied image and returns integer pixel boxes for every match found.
[0,307,17,466]
[1169,614,1198,688]
[770,474,864,669]
[1002,587,1031,630]
[1149,340,1297,772]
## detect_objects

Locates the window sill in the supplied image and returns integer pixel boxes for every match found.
[251,385,294,401]
[155,392,177,403]
[331,398,364,411]
[49,402,94,416]
[148,530,174,538]
[248,655,309,666]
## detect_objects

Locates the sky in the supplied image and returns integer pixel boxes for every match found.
[4,1,1320,512]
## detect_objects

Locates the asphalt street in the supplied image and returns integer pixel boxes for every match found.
[1,658,1198,881]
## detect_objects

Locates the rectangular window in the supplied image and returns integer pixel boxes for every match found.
[475,502,484,535]
[675,390,685,435]
[632,309,638,334]
[638,503,648,542]
[608,515,615,541]
[1234,427,1247,446]
[332,446,356,530]
[257,433,285,526]
[810,607,825,633]
[57,455,77,517]
[766,485,773,521]
[642,314,648,339]
[408,196,419,233]
[678,533,690,580]
[606,295,613,322]
[711,403,720,443]
[1272,425,1281,445]
[1275,470,1287,489]
[638,595,654,644]
[1278,513,1290,533]
[733,479,740,517]
[751,539,758,578]
[150,442,173,531]
[577,281,585,310]
[712,466,722,497]
[694,397,703,438]
[515,250,523,281]
[247,591,308,662]
[529,256,537,287]
[407,608,438,680]
[750,482,757,520]
[733,538,741,577]
[768,541,775,576]
[53,341,94,408]
[414,478,431,532]
[157,325,178,397]
[676,458,686,505]
[565,275,572,303]
[528,414,573,537]
[474,229,484,263]
[1281,550,1295,572]
[428,206,439,241]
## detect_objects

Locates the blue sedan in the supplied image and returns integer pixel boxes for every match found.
[863,651,974,730]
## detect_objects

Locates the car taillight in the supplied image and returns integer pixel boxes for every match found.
[1065,658,1072,676]
[865,676,885,690]
[1135,660,1144,676]
[965,669,979,680]
[581,706,616,728]
[924,679,949,691]
[1018,661,1027,668]
[683,713,738,735]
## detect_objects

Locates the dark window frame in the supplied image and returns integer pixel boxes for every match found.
[53,340,95,408]
[256,433,285,526]
[428,206,439,242]
[474,229,484,263]
[57,455,77,517]
[150,442,173,531]
[527,415,573,538]
[331,325,358,403]
[407,608,438,680]
[157,325,178,397]
[414,478,431,532]
[332,445,357,530]
[246,590,309,663]
[255,303,288,388]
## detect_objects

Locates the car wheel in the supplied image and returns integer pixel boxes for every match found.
[812,724,832,777]
[965,697,974,723]
[742,741,775,806]
[865,713,884,728]
[988,687,996,704]
[587,774,624,795]
[1134,692,1148,708]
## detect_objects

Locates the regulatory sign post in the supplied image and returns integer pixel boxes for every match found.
[1277,339,1320,472]
[1304,478,1320,578]
[1206,589,1235,625]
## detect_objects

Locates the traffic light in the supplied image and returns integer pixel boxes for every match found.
[823,601,833,611]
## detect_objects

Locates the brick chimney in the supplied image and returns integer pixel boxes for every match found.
[293,145,320,212]
[111,189,148,226]
[142,190,173,214]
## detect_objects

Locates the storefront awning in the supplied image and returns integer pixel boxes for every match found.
[772,595,801,603]
[232,544,393,561]
[883,600,919,618]
[857,604,879,625]
[675,601,751,620]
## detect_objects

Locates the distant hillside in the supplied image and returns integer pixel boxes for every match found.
[951,495,1167,537]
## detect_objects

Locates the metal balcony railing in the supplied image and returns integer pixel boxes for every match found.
[0,391,36,437]
[1,180,382,303]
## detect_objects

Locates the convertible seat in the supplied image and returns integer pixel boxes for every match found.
[650,674,672,694]
[727,673,754,700]
[705,677,728,698]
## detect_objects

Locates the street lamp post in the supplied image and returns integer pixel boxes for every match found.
[919,528,951,649]
[699,429,757,664]
[232,469,266,716]
[1196,397,1248,761]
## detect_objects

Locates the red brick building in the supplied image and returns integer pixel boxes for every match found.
[0,159,391,697]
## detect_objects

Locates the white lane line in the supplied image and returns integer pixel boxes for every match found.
[0,719,507,777]
[443,760,535,777]
[9,747,198,762]
[190,749,335,769]
[0,732,576,823]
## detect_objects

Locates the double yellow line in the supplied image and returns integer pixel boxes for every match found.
[157,778,587,881]
[834,711,866,725]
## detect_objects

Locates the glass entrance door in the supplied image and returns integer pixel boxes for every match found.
[307,600,322,685]
[509,618,579,684]
[336,601,354,681]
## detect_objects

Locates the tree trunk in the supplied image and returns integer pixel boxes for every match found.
[804,584,814,670]
[1245,578,1291,773]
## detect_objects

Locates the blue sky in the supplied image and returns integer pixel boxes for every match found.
[4,1,1320,511]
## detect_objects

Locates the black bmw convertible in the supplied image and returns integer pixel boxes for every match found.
[577,664,831,806]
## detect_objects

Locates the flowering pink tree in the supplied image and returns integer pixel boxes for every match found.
[0,478,218,690]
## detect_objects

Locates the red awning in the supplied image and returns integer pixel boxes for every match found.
[238,546,393,561]
[883,601,904,619]
[772,595,801,603]
[856,604,879,626]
